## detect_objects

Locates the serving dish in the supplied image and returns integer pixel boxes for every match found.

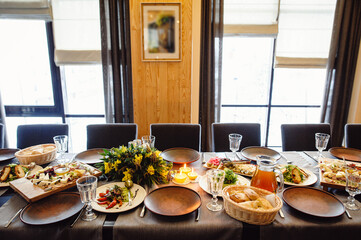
[10,161,102,202]
[0,148,19,162]
[74,148,105,164]
[160,147,200,164]
[20,192,83,225]
[0,164,42,187]
[241,147,281,162]
[329,147,361,162]
[203,157,256,177]
[282,186,345,218]
[144,186,201,216]
[199,174,249,196]
[279,164,317,186]
[91,182,146,213]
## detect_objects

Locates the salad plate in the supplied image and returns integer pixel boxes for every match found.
[160,148,200,164]
[199,172,250,196]
[92,182,146,213]
[279,164,317,186]
[241,146,281,162]
[0,164,42,187]
[73,148,106,164]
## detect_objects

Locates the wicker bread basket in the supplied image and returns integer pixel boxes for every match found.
[222,185,283,225]
[15,144,57,165]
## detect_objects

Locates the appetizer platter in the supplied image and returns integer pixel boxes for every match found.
[10,161,102,202]
[0,163,42,187]
[204,157,256,177]
[279,164,317,186]
[92,182,146,213]
[319,158,361,190]
[199,168,250,196]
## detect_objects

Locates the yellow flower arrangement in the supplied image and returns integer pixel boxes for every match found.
[97,145,172,187]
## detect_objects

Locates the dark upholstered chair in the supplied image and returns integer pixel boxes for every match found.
[87,123,137,149]
[17,124,69,149]
[0,123,4,148]
[281,123,331,151]
[150,123,201,151]
[345,124,361,150]
[212,123,261,152]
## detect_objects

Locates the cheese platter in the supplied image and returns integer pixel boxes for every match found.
[10,161,102,202]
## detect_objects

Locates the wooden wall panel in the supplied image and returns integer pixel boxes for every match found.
[130,0,193,137]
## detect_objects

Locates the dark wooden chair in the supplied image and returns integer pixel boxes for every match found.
[87,123,137,149]
[345,124,361,150]
[281,123,331,151]
[211,123,261,152]
[0,123,4,148]
[17,124,69,149]
[150,123,201,151]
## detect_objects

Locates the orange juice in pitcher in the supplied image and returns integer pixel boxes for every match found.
[250,155,284,193]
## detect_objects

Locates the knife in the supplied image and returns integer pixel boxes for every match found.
[125,189,139,207]
[303,151,318,162]
[195,208,200,222]
[5,206,26,228]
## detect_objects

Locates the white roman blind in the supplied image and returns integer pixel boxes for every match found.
[0,0,51,20]
[51,0,101,65]
[275,0,337,68]
[224,0,279,35]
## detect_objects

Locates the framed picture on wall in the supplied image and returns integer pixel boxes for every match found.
[141,3,181,61]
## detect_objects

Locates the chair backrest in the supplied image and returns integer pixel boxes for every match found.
[345,124,361,150]
[17,124,69,149]
[0,123,4,148]
[281,123,331,151]
[87,123,137,149]
[150,123,201,151]
[212,123,261,152]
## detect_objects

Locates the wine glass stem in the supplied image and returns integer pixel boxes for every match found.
[86,202,92,216]
[318,150,323,159]
[212,195,218,207]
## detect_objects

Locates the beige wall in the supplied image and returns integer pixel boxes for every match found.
[130,0,199,137]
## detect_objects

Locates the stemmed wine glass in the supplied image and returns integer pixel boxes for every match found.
[53,135,68,164]
[76,176,98,221]
[229,134,242,161]
[206,169,225,211]
[344,159,361,210]
[315,133,330,160]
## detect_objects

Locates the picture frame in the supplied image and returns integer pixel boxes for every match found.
[141,3,181,62]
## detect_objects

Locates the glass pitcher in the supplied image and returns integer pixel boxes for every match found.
[250,156,284,193]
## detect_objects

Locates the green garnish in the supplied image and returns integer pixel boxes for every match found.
[224,168,238,184]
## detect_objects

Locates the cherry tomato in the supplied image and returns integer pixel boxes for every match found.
[97,201,110,205]
[97,197,108,202]
[106,199,117,209]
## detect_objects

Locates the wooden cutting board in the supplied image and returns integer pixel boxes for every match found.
[10,164,102,202]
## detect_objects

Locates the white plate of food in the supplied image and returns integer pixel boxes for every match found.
[203,157,256,177]
[199,169,250,196]
[92,182,146,213]
[279,164,317,186]
[0,164,42,187]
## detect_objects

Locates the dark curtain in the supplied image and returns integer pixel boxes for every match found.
[99,0,134,123]
[321,0,361,146]
[199,0,224,152]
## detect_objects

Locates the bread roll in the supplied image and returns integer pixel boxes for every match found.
[230,192,250,203]
[243,188,259,201]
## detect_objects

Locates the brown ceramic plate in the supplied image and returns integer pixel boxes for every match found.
[283,186,345,218]
[241,146,281,162]
[160,148,200,164]
[20,192,83,225]
[74,148,106,164]
[329,147,361,162]
[0,148,19,162]
[144,186,201,216]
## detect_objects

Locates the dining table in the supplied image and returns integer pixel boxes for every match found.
[0,151,361,240]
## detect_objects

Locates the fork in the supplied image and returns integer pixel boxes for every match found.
[125,189,139,207]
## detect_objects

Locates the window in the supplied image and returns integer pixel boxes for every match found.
[0,19,105,152]
[221,0,336,148]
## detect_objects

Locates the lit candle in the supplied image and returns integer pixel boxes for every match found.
[188,168,198,180]
[180,164,191,175]
[174,170,187,183]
